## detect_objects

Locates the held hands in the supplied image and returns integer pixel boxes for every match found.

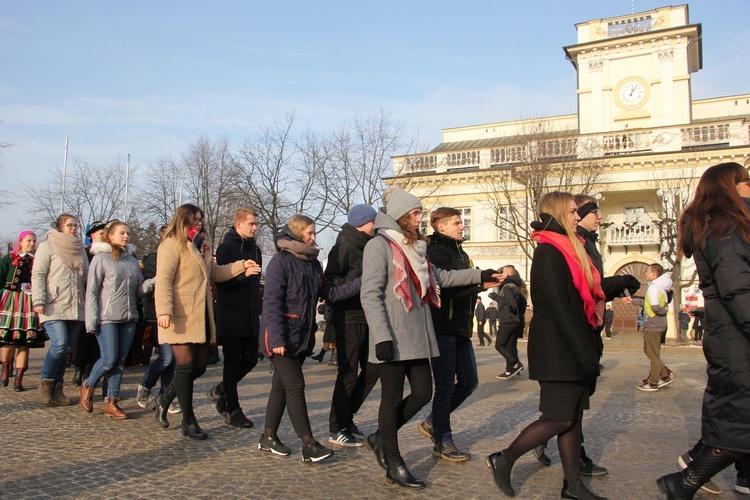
[157,314,172,329]
[620,296,633,305]
[623,274,642,296]
[33,305,45,314]
[375,341,395,362]
[243,259,262,277]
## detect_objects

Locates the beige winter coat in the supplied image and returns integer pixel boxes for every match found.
[155,237,245,344]
[31,239,89,323]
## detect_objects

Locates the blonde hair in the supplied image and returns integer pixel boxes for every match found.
[164,204,208,248]
[234,207,259,225]
[287,214,315,240]
[538,191,593,288]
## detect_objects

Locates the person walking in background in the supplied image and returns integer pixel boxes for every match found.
[486,192,606,499]
[32,214,88,406]
[361,188,498,489]
[418,206,486,463]
[259,214,361,462]
[206,208,263,429]
[657,161,750,497]
[625,263,675,392]
[153,204,260,440]
[325,204,379,448]
[80,221,154,419]
[678,308,691,344]
[692,309,704,342]
[485,302,498,339]
[490,265,527,380]
[475,297,491,347]
[0,231,46,391]
[603,304,614,340]
[136,224,179,414]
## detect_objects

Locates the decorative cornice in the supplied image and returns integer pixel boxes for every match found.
[658,48,674,61]
[589,59,603,71]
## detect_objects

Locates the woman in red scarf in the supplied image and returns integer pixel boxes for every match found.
[486,192,607,499]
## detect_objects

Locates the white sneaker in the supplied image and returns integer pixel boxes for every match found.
[136,384,151,408]
[168,401,182,414]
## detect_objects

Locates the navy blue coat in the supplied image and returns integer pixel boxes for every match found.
[261,239,361,357]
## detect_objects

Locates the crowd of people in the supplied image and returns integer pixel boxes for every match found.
[1,170,749,497]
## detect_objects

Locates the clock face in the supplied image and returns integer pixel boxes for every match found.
[615,78,649,109]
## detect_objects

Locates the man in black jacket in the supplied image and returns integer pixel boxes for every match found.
[325,204,379,447]
[418,207,486,462]
[207,208,263,428]
[489,266,527,380]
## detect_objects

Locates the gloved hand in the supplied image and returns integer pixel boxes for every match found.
[581,356,600,380]
[624,274,642,296]
[481,269,499,282]
[375,341,395,362]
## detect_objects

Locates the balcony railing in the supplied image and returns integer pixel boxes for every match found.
[605,223,660,246]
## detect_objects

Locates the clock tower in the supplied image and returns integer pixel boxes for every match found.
[564,5,702,134]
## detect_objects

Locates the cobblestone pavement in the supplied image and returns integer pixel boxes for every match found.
[0,332,742,499]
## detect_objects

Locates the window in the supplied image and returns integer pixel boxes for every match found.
[496,206,514,241]
[458,208,472,241]
[625,206,645,225]
[419,212,430,236]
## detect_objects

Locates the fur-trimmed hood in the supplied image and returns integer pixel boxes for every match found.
[89,241,137,257]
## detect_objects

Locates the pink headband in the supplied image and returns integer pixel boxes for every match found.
[12,230,36,256]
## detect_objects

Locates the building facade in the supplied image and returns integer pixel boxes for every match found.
[390,4,750,335]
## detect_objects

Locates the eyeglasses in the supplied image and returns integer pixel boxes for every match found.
[62,223,79,229]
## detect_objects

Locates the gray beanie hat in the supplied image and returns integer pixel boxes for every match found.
[385,188,422,221]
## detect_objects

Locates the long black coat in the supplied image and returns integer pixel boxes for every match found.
[426,232,479,337]
[691,229,750,454]
[527,225,600,383]
[214,228,263,341]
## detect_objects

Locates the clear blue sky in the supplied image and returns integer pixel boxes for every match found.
[1,1,748,239]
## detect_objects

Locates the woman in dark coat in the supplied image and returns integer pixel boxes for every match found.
[486,191,607,499]
[658,162,750,497]
[259,214,360,463]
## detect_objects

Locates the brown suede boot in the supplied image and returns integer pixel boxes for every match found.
[37,378,55,405]
[80,382,95,413]
[104,397,128,419]
[50,383,73,406]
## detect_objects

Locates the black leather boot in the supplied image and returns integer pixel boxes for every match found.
[0,361,9,387]
[365,431,387,470]
[657,445,740,499]
[486,451,515,497]
[561,479,608,499]
[154,385,176,429]
[181,414,207,440]
[386,459,425,489]
[72,367,82,387]
[310,349,326,362]
[13,367,26,392]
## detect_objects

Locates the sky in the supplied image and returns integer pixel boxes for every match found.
[1,0,749,243]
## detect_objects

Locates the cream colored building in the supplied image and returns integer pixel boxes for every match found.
[390,5,750,334]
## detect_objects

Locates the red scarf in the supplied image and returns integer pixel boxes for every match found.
[532,230,605,329]
[384,236,440,312]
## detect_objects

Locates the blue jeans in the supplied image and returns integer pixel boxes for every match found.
[41,320,84,383]
[86,322,137,398]
[428,334,479,444]
[141,341,175,394]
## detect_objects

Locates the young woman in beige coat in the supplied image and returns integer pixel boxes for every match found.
[153,204,261,439]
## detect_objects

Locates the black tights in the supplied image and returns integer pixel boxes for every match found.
[504,416,583,483]
[163,343,209,419]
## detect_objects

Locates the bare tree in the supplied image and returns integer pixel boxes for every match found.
[25,157,134,235]
[136,156,183,226]
[179,136,241,248]
[477,120,608,260]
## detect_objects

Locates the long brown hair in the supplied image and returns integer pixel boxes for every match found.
[396,213,426,246]
[538,191,594,288]
[164,204,206,248]
[102,220,128,260]
[678,162,750,258]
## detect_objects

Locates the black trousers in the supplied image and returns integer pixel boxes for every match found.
[221,336,259,413]
[477,321,492,346]
[329,322,379,433]
[378,358,432,463]
[495,322,520,370]
[264,353,312,438]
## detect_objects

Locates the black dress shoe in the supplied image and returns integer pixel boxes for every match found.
[181,415,207,440]
[154,398,170,429]
[561,479,608,499]
[365,431,387,470]
[485,451,515,497]
[386,460,425,489]
[580,458,608,476]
